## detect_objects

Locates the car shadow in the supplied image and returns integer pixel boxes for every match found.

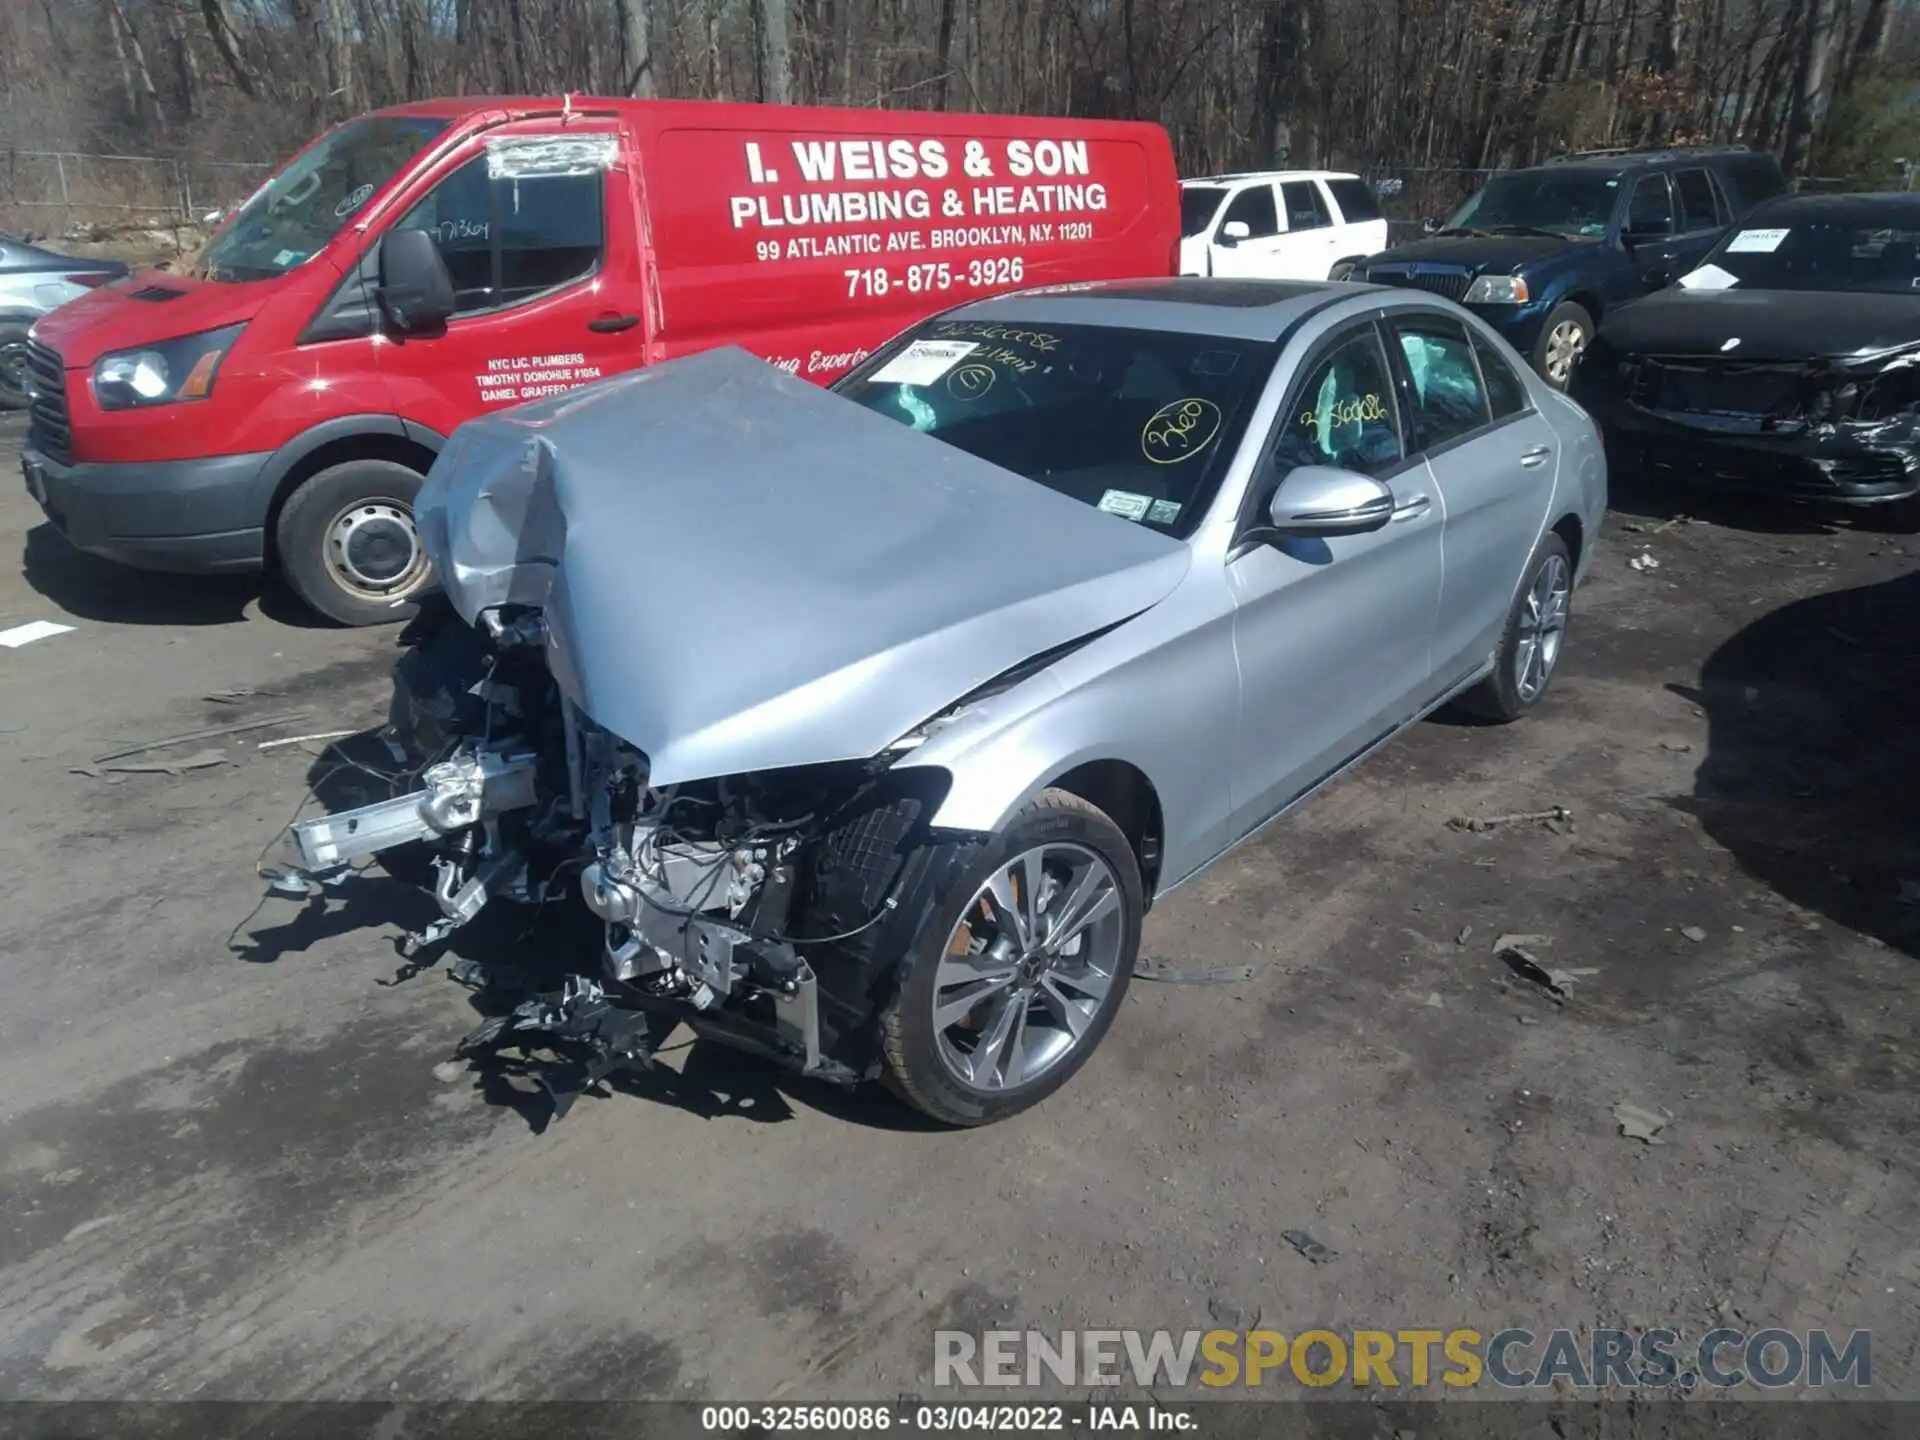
[21,522,332,628]
[230,727,943,1135]
[1676,568,1920,956]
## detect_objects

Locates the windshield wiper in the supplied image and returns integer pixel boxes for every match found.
[1431,227,1485,237]
[1487,225,1565,238]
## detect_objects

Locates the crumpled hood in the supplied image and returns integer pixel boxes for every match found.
[1367,233,1596,276]
[415,346,1192,785]
[1600,288,1920,365]
[28,264,283,366]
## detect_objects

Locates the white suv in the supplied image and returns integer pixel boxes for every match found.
[1179,171,1389,281]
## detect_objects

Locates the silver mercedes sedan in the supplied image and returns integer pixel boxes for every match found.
[269,277,1607,1127]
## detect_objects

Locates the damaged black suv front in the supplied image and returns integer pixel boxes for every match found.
[1570,192,1920,529]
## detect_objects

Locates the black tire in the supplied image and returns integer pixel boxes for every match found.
[0,322,34,412]
[275,459,433,627]
[874,789,1143,1127]
[1457,533,1575,723]
[1531,301,1594,392]
[1328,257,1365,282]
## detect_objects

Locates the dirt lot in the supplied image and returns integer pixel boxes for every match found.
[1,407,1916,1409]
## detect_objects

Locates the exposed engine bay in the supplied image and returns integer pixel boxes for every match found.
[266,597,942,1114]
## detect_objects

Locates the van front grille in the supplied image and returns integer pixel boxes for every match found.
[25,340,72,464]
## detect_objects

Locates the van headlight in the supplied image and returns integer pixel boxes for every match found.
[1463,275,1530,304]
[92,324,244,410]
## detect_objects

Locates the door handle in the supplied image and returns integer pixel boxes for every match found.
[1520,445,1552,468]
[1391,494,1432,522]
[587,313,640,333]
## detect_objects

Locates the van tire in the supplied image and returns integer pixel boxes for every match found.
[276,459,434,627]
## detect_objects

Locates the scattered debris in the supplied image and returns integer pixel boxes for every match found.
[1207,1297,1261,1328]
[1422,992,1444,1009]
[1447,806,1572,833]
[1624,515,1690,536]
[203,688,258,704]
[1455,924,1473,945]
[90,708,315,764]
[256,729,357,751]
[1680,925,1708,943]
[1628,551,1661,572]
[1658,739,1694,754]
[75,747,229,779]
[1492,932,1552,953]
[1495,938,1596,1003]
[1614,1102,1673,1145]
[1280,1230,1338,1265]
[431,1061,465,1084]
[1134,956,1259,985]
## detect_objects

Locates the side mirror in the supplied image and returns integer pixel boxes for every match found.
[1422,216,1442,234]
[1219,220,1251,245]
[1268,466,1395,538]
[377,228,456,333]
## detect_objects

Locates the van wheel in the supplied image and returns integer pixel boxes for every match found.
[1533,302,1593,390]
[276,459,433,627]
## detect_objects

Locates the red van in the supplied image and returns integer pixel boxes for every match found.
[21,97,1178,624]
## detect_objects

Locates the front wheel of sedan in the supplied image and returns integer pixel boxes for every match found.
[879,790,1142,1127]
[1457,533,1574,723]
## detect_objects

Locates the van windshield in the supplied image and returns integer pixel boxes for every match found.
[1446,170,1622,238]
[833,319,1273,541]
[194,116,449,282]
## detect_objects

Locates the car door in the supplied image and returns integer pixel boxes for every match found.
[1387,312,1557,687]
[370,120,650,435]
[1620,173,1688,292]
[1226,319,1444,836]
[1209,183,1287,277]
[1278,180,1343,279]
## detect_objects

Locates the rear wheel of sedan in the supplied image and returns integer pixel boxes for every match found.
[276,459,434,627]
[1457,533,1574,723]
[878,790,1142,1127]
[1532,302,1593,391]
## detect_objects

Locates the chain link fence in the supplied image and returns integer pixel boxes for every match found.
[0,148,275,236]
[1363,165,1497,244]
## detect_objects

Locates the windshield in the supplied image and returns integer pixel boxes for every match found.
[1446,170,1622,238]
[1181,186,1227,238]
[833,319,1273,540]
[1684,221,1920,294]
[195,116,449,282]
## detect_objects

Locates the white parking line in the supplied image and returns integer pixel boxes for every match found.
[0,620,76,648]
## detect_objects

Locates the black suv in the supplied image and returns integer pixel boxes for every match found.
[1357,147,1790,389]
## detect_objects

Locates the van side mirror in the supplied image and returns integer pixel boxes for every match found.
[1219,220,1251,245]
[1268,466,1394,537]
[377,228,456,333]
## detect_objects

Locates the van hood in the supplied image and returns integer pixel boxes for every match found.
[28,264,288,367]
[1368,233,1598,275]
[415,346,1192,786]
[1599,288,1920,364]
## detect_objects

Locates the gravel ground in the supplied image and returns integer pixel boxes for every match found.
[1,409,1916,1409]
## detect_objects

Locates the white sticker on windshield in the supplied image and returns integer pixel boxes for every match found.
[1147,498,1183,525]
[1727,228,1789,253]
[869,340,978,387]
[1098,490,1153,522]
[1678,263,1740,291]
[272,249,303,268]
[484,134,619,180]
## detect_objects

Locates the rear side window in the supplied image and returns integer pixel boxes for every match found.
[1280,181,1332,231]
[1393,317,1492,450]
[1473,335,1530,420]
[1221,184,1280,239]
[1726,156,1790,210]
[1324,178,1383,224]
[395,153,604,314]
[1674,169,1721,232]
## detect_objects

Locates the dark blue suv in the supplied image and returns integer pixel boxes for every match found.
[1358,147,1790,389]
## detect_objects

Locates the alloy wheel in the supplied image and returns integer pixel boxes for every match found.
[1514,551,1571,702]
[1544,321,1588,387]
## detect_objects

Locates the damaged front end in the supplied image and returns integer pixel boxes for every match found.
[266,597,940,1110]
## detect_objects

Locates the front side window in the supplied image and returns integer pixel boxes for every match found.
[1281,181,1332,231]
[1394,318,1492,450]
[393,153,603,315]
[1182,186,1228,238]
[1272,329,1403,478]
[195,116,448,282]
[1446,170,1621,238]
[1674,169,1722,232]
[1628,175,1676,235]
[833,320,1274,541]
[1221,184,1280,239]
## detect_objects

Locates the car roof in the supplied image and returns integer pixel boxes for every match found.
[1741,190,1920,227]
[1184,171,1360,185]
[941,277,1400,342]
[1527,147,1761,175]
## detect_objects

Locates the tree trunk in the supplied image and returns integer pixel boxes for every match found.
[760,0,793,104]
[107,0,165,131]
[618,0,657,96]
[1781,0,1838,174]
[199,0,257,97]
[934,0,957,108]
